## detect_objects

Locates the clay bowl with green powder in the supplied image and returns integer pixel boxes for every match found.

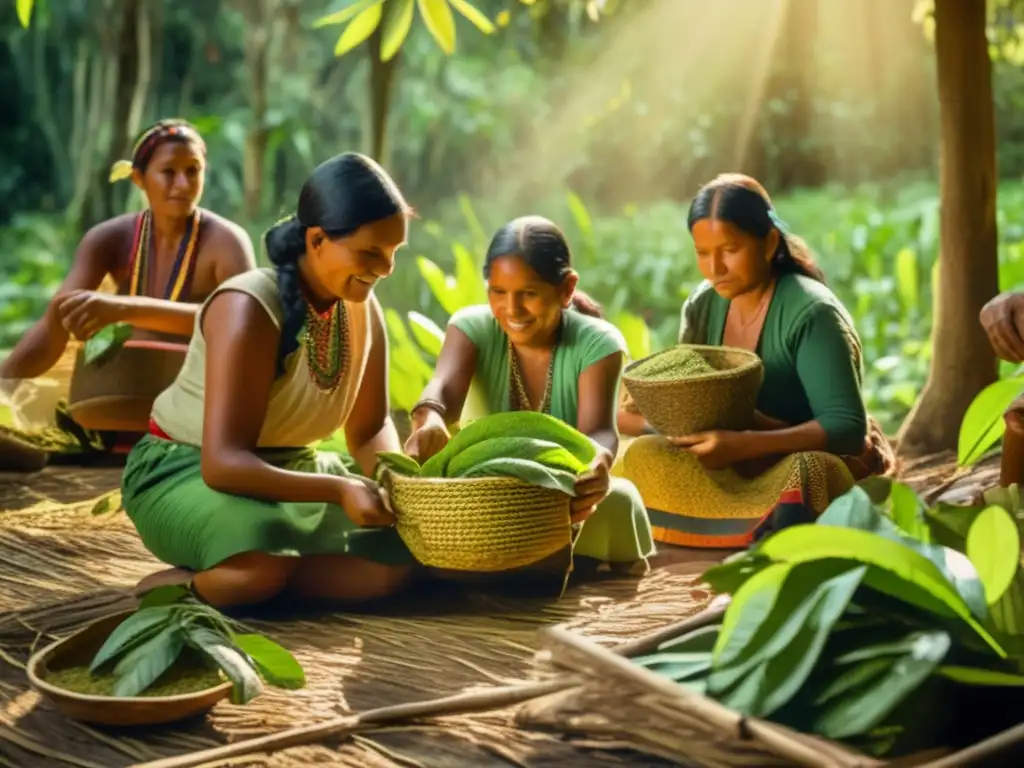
[27,611,232,726]
[623,344,764,436]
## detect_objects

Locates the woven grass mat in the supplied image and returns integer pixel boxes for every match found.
[0,490,716,767]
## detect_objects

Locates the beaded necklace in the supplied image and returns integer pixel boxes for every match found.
[126,209,202,300]
[508,322,560,414]
[303,298,349,393]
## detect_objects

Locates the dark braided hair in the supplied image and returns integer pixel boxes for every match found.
[686,173,826,284]
[483,215,603,318]
[263,152,409,374]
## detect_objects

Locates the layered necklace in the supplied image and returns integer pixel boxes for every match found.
[303,298,349,394]
[508,323,560,414]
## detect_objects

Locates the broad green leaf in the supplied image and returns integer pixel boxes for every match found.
[756,526,1005,656]
[990,568,1024,637]
[83,322,133,364]
[458,195,488,253]
[654,624,721,654]
[444,437,589,478]
[449,0,495,33]
[965,505,1021,604]
[379,0,415,61]
[889,481,931,542]
[818,487,988,620]
[712,562,866,716]
[314,0,382,27]
[232,634,306,689]
[452,242,486,306]
[91,607,175,672]
[333,3,384,56]
[981,483,1024,515]
[417,0,457,54]
[712,563,789,668]
[139,585,192,610]
[112,626,186,697]
[90,490,122,516]
[958,376,1024,466]
[813,629,951,740]
[376,450,421,477]
[937,665,1024,686]
[417,256,461,314]
[458,456,578,495]
[634,651,712,682]
[16,0,33,28]
[701,550,772,595]
[407,311,444,357]
[187,626,263,704]
[614,311,652,361]
[925,502,984,550]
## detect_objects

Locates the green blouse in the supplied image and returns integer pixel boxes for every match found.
[448,305,628,429]
[678,272,868,455]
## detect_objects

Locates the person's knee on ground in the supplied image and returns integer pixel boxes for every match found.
[192,551,297,609]
[288,555,414,603]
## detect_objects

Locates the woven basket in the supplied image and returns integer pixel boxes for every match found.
[67,339,187,432]
[381,469,573,572]
[623,344,764,436]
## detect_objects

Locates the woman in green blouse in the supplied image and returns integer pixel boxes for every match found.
[618,174,892,548]
[405,216,654,572]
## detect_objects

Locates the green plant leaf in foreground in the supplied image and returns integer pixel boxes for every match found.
[818,486,988,621]
[139,585,192,610]
[445,436,589,478]
[812,629,952,740]
[83,322,133,364]
[965,505,1021,605]
[232,634,306,689]
[937,665,1024,686]
[958,376,1024,466]
[457,457,578,495]
[755,526,1005,657]
[90,607,175,672]
[710,561,866,718]
[376,451,421,477]
[112,626,186,697]
[186,626,263,704]
[16,0,34,28]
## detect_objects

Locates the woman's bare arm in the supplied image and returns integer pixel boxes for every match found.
[576,351,624,465]
[199,290,348,503]
[410,327,478,430]
[344,297,402,476]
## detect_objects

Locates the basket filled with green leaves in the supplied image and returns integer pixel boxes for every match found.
[377,411,597,573]
[27,585,305,727]
[622,344,764,435]
[526,479,1024,766]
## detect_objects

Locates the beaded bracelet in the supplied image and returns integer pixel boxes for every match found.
[411,398,447,419]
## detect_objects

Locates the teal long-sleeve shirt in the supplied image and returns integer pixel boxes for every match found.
[678,272,869,456]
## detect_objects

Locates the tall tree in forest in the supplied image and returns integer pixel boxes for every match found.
[896,0,999,456]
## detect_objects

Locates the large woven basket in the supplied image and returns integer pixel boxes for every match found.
[68,339,187,432]
[381,470,573,572]
[623,344,764,436]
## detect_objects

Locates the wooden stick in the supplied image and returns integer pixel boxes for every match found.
[919,722,1024,768]
[133,678,577,768]
[611,599,729,658]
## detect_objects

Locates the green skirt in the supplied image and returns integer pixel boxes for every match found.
[121,434,415,572]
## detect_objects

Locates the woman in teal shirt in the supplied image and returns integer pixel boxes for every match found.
[405,216,654,570]
[618,174,892,547]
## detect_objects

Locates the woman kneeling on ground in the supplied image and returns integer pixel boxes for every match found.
[0,119,255,467]
[123,153,417,610]
[617,174,893,547]
[404,216,655,575]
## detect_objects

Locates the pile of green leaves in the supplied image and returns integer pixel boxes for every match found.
[375,411,597,496]
[634,479,1024,757]
[87,586,305,702]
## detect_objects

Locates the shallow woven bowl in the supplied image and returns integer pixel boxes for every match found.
[68,339,187,432]
[27,611,232,727]
[623,344,764,436]
[383,470,573,572]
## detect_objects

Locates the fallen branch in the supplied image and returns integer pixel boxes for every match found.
[134,678,578,768]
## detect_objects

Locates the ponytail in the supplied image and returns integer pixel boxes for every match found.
[263,216,308,375]
[776,232,826,284]
[570,289,604,318]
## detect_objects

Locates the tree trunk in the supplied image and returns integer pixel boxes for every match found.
[895,0,999,458]
[237,0,272,221]
[367,24,401,163]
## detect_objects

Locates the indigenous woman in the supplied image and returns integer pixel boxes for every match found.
[0,119,255,466]
[617,174,893,547]
[122,152,415,610]
[404,216,655,574]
